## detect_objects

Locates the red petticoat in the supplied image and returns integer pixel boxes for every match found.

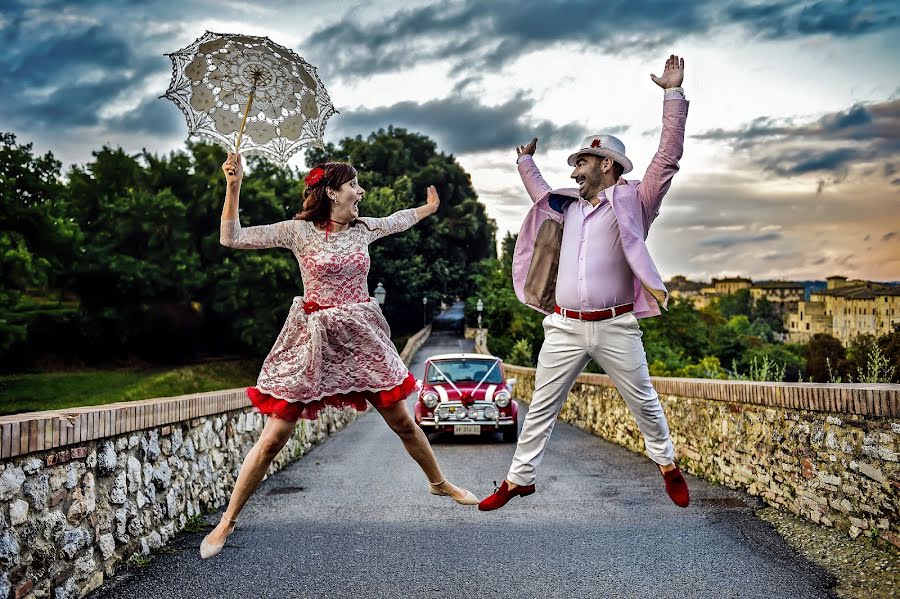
[246,373,417,421]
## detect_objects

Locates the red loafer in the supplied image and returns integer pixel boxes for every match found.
[659,464,690,508]
[478,480,536,511]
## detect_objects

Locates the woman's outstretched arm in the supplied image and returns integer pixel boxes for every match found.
[363,185,441,243]
[219,152,296,250]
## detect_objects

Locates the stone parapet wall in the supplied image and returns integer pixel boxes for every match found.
[463,327,488,354]
[400,325,431,365]
[504,365,900,549]
[0,390,360,599]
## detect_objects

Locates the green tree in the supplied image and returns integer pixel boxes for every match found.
[639,297,711,369]
[876,323,900,383]
[0,133,80,353]
[803,333,848,382]
[715,289,753,320]
[751,296,784,333]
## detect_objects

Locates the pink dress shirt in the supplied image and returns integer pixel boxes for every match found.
[556,187,634,311]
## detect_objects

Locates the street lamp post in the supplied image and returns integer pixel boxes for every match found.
[423,296,428,328]
[476,298,483,329]
[373,282,386,305]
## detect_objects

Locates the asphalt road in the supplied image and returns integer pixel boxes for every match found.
[91,330,835,599]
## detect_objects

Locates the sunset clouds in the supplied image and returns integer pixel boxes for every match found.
[2,0,897,280]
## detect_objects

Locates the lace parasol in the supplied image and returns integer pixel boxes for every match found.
[161,31,337,166]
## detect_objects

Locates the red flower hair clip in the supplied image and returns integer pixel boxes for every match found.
[305,167,326,187]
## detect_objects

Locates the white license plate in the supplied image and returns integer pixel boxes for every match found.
[453,425,481,436]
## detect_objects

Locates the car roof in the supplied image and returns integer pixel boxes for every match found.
[427,353,501,362]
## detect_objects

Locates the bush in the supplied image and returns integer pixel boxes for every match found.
[730,355,786,382]
[505,338,534,366]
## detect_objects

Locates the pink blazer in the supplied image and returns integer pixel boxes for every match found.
[511,96,689,319]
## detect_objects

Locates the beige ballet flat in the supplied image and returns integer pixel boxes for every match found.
[199,514,237,559]
[429,479,480,506]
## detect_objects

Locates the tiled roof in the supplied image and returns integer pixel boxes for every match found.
[752,281,806,289]
[814,283,900,299]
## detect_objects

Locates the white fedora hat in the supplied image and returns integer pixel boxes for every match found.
[567,134,633,174]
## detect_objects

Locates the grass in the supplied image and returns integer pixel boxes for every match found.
[0,360,259,416]
[182,514,210,533]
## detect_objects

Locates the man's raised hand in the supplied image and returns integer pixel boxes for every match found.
[650,55,685,89]
[516,138,538,158]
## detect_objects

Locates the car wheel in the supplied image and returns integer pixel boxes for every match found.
[502,426,518,443]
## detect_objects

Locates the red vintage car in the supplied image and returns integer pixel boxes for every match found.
[414,353,519,442]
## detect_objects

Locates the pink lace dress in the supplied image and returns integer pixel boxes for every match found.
[220,209,420,420]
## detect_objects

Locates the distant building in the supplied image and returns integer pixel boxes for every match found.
[666,275,753,309]
[667,275,706,301]
[786,276,900,344]
[749,281,805,319]
[712,277,752,295]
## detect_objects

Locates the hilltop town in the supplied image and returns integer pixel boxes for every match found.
[667,275,900,344]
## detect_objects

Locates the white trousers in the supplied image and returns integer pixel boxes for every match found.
[507,311,675,486]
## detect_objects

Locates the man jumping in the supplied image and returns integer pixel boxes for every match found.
[480,55,691,511]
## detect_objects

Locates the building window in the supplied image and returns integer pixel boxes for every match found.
[805,323,810,330]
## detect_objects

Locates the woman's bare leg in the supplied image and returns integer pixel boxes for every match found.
[205,415,296,544]
[372,400,468,500]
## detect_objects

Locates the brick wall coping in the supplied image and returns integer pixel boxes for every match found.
[0,388,250,461]
[502,364,900,418]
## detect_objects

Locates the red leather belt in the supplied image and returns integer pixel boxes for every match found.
[554,303,634,321]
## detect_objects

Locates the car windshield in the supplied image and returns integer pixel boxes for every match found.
[426,359,503,384]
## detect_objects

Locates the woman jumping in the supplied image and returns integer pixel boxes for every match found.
[201,153,478,559]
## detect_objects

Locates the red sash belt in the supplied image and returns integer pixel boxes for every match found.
[302,300,332,314]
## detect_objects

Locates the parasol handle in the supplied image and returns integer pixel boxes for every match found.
[230,83,258,173]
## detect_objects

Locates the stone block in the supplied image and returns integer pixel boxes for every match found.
[0,467,25,501]
[108,472,127,505]
[49,489,68,508]
[23,458,43,474]
[10,499,29,526]
[60,528,91,559]
[96,441,117,476]
[13,579,32,599]
[817,473,841,486]
[82,571,104,596]
[880,531,900,549]
[858,462,886,483]
[98,534,115,560]
[0,530,20,567]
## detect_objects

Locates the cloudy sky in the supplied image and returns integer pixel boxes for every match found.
[3,0,899,282]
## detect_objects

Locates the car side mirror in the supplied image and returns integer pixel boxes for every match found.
[507,377,517,387]
[415,378,422,387]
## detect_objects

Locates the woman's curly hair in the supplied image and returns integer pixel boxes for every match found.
[294,162,358,227]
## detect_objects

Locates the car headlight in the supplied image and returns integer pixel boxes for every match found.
[437,406,450,420]
[456,410,468,420]
[422,392,439,408]
[494,391,511,407]
[483,405,498,420]
[467,406,478,419]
